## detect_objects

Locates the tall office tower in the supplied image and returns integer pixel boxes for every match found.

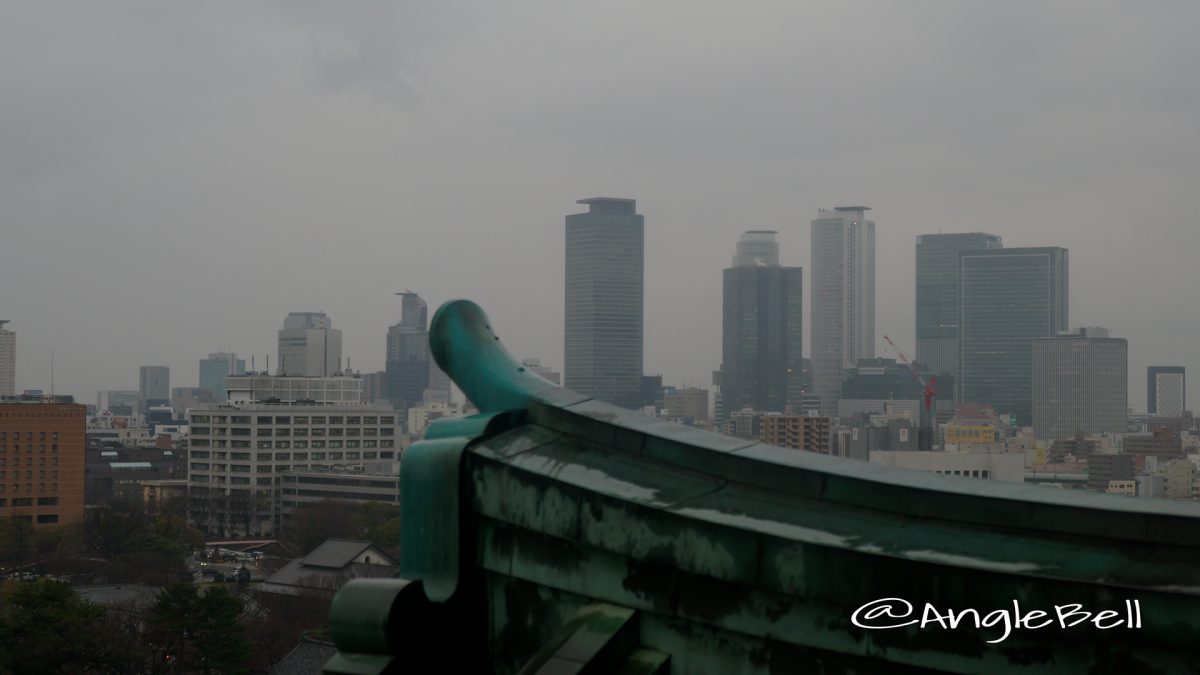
[0,321,13,396]
[720,231,803,414]
[915,233,1003,379]
[958,247,1068,425]
[1148,366,1186,417]
[810,207,875,416]
[564,197,645,409]
[139,365,170,413]
[277,312,343,377]
[386,292,432,411]
[198,352,246,402]
[1032,327,1127,441]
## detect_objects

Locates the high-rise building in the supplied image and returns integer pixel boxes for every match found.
[1148,366,1186,417]
[0,321,14,396]
[915,233,1003,379]
[278,312,342,377]
[958,247,1068,425]
[720,231,803,414]
[139,366,170,413]
[564,197,644,408]
[0,396,86,528]
[810,207,876,416]
[1032,327,1127,441]
[386,292,431,411]
[198,352,246,402]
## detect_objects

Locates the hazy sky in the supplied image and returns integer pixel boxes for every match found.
[2,2,1198,410]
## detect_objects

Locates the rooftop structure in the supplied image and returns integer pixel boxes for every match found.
[324,300,1200,674]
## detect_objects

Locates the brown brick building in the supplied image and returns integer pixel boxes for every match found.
[759,414,831,454]
[0,397,86,527]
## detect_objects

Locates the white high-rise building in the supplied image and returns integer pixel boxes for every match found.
[810,207,875,416]
[278,312,343,377]
[0,322,13,396]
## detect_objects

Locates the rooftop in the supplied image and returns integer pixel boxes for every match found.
[323,299,1200,674]
[575,197,637,215]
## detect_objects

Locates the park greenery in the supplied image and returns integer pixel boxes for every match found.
[0,498,401,673]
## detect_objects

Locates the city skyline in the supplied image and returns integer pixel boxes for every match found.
[2,4,1198,412]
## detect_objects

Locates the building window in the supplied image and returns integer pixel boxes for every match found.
[36,514,58,524]
[275,441,291,449]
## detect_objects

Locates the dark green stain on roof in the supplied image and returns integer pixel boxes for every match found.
[326,300,1200,674]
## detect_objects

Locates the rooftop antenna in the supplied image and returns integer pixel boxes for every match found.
[50,349,54,396]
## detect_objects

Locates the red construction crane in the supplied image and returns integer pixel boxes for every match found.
[882,335,937,410]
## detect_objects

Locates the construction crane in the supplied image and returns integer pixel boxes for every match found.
[881,335,937,410]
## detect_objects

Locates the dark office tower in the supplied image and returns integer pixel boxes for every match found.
[811,207,875,416]
[1148,366,1186,417]
[720,231,803,414]
[958,247,1068,425]
[139,365,170,413]
[386,292,431,411]
[564,197,644,409]
[915,233,1003,379]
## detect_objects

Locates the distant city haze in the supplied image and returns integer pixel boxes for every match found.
[1,3,1197,410]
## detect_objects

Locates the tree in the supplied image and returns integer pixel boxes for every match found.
[282,500,401,555]
[144,582,251,675]
[0,579,135,674]
[0,517,35,566]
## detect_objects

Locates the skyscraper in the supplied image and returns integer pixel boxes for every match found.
[278,312,342,377]
[1032,327,1127,441]
[0,321,13,396]
[564,197,644,409]
[139,365,170,412]
[199,352,246,402]
[810,207,875,416]
[386,292,433,411]
[1148,366,1186,417]
[915,233,1003,378]
[720,231,803,415]
[958,247,1068,424]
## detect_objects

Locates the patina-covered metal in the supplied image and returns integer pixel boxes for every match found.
[327,300,1200,674]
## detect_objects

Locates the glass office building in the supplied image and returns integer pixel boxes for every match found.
[915,233,1002,379]
[720,232,803,415]
[958,247,1068,425]
[564,197,644,409]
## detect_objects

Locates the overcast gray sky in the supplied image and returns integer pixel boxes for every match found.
[2,1,1198,409]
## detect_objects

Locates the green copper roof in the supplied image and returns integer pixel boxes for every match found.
[327,300,1200,674]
